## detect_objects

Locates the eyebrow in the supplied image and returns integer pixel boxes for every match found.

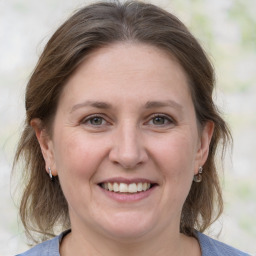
[70,100,113,113]
[145,100,183,110]
[70,99,183,113]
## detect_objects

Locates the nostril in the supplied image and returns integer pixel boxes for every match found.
[109,149,147,169]
[108,134,148,169]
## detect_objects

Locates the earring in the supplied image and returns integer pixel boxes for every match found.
[193,166,203,182]
[48,167,53,180]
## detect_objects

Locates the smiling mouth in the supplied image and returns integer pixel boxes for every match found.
[99,182,155,193]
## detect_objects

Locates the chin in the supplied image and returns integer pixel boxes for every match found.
[98,211,156,241]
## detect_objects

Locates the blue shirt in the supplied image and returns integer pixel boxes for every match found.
[16,230,251,256]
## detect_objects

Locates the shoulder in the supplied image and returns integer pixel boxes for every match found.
[197,232,251,256]
[15,231,68,256]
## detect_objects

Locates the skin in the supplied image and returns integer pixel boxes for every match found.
[32,43,213,255]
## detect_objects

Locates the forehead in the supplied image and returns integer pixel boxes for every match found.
[59,42,192,109]
[78,42,187,78]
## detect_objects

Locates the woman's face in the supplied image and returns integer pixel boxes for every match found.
[39,43,213,241]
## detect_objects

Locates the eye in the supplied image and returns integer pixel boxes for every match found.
[152,116,167,125]
[147,114,175,127]
[81,115,108,126]
[89,116,104,125]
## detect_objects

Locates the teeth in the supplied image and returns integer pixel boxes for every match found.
[120,183,128,192]
[101,182,152,193]
[108,183,113,191]
[113,182,119,192]
[128,183,137,193]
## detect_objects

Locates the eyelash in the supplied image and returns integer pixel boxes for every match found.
[80,114,109,127]
[80,113,175,128]
[146,114,175,127]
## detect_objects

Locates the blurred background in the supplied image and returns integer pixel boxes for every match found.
[0,0,255,255]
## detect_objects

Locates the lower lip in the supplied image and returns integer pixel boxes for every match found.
[99,186,157,202]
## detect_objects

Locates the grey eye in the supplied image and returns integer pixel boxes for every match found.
[89,117,104,125]
[152,116,166,125]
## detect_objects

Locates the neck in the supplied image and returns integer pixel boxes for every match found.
[60,225,200,256]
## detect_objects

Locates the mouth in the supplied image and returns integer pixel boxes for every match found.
[99,182,155,193]
[98,177,158,194]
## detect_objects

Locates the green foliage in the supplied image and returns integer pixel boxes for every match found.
[170,0,256,93]
[228,0,256,50]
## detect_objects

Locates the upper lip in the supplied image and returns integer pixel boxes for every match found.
[98,177,157,185]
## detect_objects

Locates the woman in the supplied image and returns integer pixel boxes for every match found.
[14,1,250,255]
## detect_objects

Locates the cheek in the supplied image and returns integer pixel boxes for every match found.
[150,132,197,195]
[52,131,109,210]
[152,133,197,172]
[53,130,106,180]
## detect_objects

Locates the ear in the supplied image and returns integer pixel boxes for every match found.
[195,121,214,174]
[30,118,57,176]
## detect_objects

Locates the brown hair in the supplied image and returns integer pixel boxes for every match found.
[14,0,231,243]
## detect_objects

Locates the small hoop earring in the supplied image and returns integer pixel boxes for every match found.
[48,167,53,180]
[193,166,203,183]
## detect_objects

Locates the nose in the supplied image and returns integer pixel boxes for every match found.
[109,123,148,169]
